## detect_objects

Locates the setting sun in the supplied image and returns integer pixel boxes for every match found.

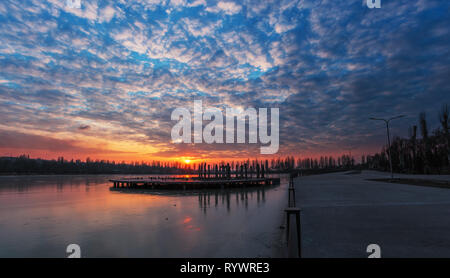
[184,159,191,164]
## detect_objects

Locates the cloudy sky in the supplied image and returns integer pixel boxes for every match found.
[0,0,449,163]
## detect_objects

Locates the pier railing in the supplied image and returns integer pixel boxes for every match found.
[285,172,302,258]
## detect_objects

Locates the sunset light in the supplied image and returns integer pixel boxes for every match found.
[0,0,449,264]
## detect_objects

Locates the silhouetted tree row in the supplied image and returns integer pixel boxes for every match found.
[0,153,357,175]
[295,154,355,169]
[0,155,195,175]
[364,105,450,174]
[211,155,355,173]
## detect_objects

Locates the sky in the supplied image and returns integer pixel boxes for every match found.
[0,0,449,163]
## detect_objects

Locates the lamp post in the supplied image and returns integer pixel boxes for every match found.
[369,115,405,179]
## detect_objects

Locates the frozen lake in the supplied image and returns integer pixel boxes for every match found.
[0,174,288,258]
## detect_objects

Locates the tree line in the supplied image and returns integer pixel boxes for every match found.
[0,156,193,175]
[0,154,357,175]
[364,104,449,174]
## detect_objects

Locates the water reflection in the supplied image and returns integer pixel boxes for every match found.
[0,174,288,258]
[0,175,110,192]
[195,187,268,214]
[107,175,281,214]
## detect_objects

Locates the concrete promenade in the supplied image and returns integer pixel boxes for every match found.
[295,170,450,257]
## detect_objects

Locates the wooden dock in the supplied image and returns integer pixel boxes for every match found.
[109,177,280,190]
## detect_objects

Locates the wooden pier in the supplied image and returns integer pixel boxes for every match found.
[109,176,280,190]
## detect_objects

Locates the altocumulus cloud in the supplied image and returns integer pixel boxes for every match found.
[0,0,449,160]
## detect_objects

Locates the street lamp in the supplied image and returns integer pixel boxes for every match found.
[369,115,405,179]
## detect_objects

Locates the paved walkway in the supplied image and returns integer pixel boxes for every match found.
[295,170,450,257]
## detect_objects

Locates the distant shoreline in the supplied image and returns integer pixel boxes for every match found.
[6,168,448,177]
[0,168,349,177]
[0,172,192,177]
